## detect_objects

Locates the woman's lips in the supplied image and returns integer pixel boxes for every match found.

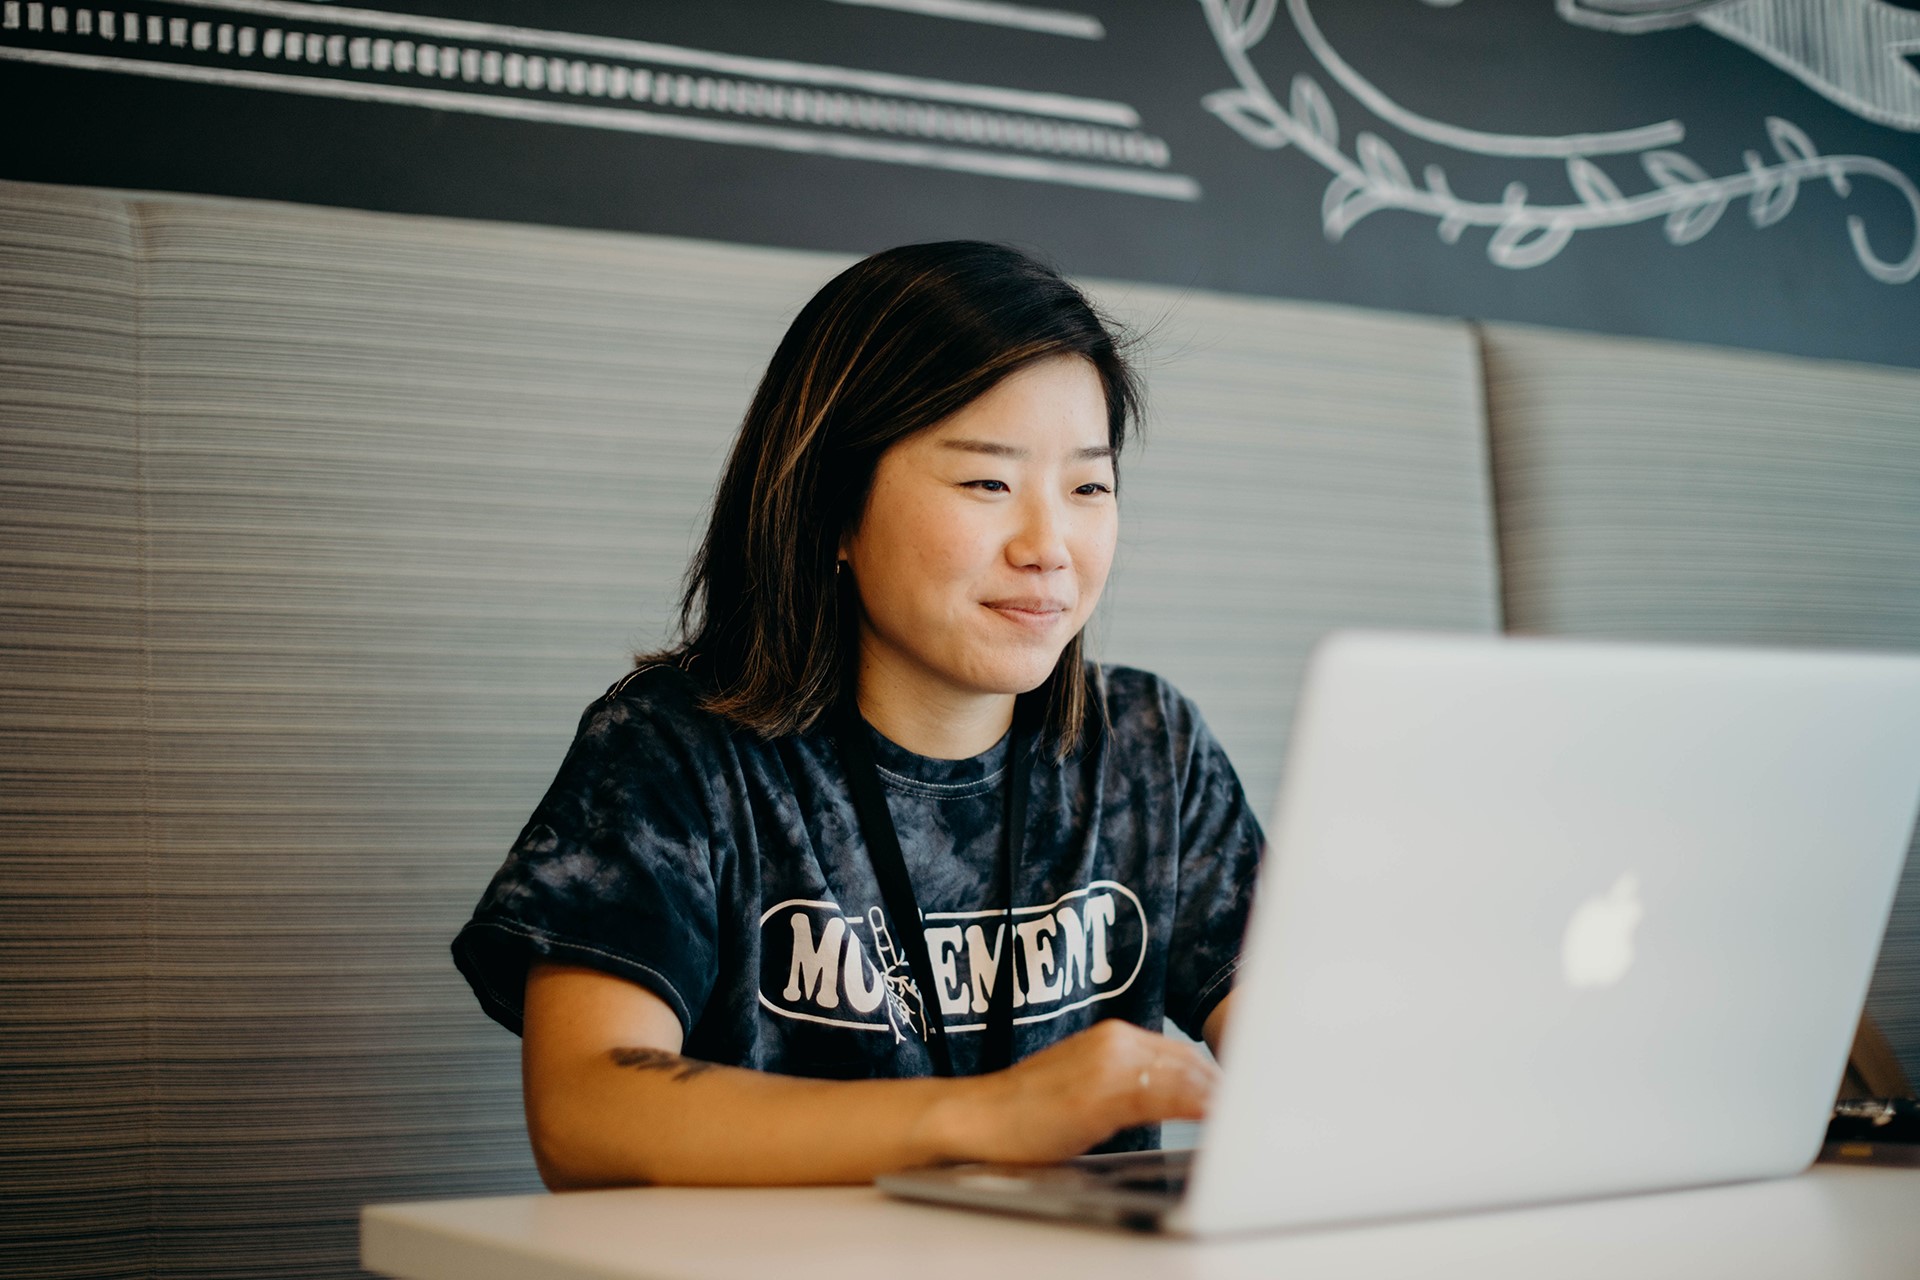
[983,599,1071,631]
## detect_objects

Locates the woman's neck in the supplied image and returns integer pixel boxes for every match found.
[853,642,1016,761]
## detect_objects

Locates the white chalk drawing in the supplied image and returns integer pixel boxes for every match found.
[1201,0,1920,281]
[0,0,1198,199]
[1559,0,1920,133]
[1292,0,1686,156]
[823,0,1106,41]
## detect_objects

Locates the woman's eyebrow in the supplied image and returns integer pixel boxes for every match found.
[939,438,1023,458]
[938,439,1114,462]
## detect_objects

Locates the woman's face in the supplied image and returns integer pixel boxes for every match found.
[841,355,1118,708]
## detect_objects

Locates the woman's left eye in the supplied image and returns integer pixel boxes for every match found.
[1074,482,1113,496]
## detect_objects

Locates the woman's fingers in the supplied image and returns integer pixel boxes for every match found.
[1131,1041,1217,1123]
[959,1020,1219,1163]
[1097,1023,1217,1126]
[1074,1019,1220,1124]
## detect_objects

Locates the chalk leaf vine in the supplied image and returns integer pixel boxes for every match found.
[1198,0,1920,283]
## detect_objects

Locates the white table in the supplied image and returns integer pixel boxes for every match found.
[363,1164,1920,1280]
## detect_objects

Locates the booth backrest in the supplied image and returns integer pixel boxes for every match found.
[1091,283,1500,806]
[1,179,1913,1278]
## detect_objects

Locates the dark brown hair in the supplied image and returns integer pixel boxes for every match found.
[646,241,1142,756]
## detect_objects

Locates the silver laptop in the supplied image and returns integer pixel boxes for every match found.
[879,631,1920,1236]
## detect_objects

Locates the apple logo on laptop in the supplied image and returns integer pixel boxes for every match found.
[1562,872,1644,989]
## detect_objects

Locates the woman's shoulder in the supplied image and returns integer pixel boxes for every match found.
[1089,660,1195,707]
[1087,662,1211,744]
[599,658,702,710]
[572,658,733,756]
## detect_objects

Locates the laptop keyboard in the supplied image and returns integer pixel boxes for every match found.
[1075,1149,1194,1196]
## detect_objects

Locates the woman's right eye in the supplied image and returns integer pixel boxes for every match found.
[963,480,1010,493]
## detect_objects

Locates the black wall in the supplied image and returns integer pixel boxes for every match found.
[5,0,1917,366]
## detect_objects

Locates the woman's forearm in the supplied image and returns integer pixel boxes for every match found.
[529,1045,981,1189]
[520,964,1217,1190]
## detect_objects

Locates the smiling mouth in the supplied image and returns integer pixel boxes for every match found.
[983,600,1071,629]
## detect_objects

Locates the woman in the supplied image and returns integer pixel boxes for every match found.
[453,242,1264,1190]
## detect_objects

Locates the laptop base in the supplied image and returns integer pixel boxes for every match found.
[876,1149,1193,1234]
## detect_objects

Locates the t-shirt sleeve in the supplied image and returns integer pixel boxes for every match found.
[451,681,721,1037]
[1163,697,1266,1042]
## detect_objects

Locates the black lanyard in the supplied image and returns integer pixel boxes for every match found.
[836,695,1035,1077]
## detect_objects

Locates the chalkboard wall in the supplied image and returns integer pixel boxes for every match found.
[4,0,1917,367]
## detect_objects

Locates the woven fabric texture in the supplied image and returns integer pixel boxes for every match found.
[1,178,148,1280]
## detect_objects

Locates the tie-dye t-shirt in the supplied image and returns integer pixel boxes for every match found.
[452,660,1264,1146]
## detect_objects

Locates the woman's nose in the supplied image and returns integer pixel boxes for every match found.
[1007,494,1071,572]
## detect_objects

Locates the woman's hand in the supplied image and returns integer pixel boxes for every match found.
[928,1018,1219,1165]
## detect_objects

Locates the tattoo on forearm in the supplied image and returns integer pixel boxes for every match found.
[607,1046,715,1082]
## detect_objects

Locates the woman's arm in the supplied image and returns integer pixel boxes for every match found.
[1202,992,1234,1059]
[521,961,1219,1190]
